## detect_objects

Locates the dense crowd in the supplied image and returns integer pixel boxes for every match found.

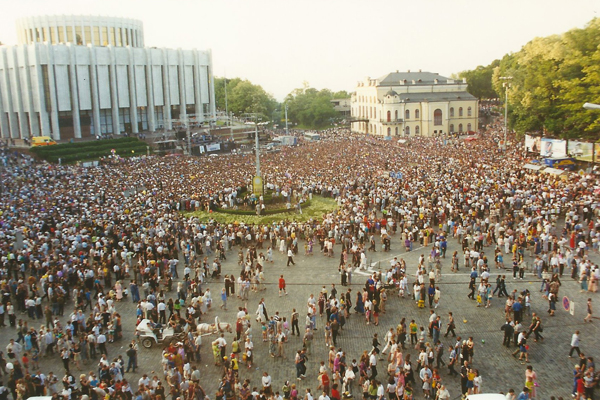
[0,119,598,400]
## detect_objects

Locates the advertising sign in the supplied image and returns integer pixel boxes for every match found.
[540,138,567,158]
[253,176,263,196]
[568,141,593,161]
[544,157,576,171]
[525,135,541,154]
[206,143,221,152]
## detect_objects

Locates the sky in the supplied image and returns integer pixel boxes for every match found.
[0,0,598,101]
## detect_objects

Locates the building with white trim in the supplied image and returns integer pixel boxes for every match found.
[0,15,216,140]
[351,70,478,137]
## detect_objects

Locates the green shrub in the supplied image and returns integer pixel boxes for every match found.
[34,138,151,163]
[216,200,311,216]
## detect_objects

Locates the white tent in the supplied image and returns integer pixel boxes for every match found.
[523,163,544,171]
[542,167,566,175]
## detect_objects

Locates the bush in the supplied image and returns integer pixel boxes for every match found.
[216,200,311,216]
[30,137,139,153]
[33,138,150,163]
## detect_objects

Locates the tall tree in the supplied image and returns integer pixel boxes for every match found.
[213,77,277,120]
[285,86,338,129]
[490,18,600,138]
[458,61,500,99]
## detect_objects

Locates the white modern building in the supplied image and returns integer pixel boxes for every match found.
[351,70,478,137]
[0,15,216,140]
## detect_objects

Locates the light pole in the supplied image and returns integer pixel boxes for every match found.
[224,78,234,141]
[499,76,512,150]
[285,104,289,136]
[245,115,269,196]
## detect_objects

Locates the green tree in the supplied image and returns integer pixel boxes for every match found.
[458,61,500,99]
[214,77,242,112]
[490,18,600,139]
[332,90,350,99]
[284,86,338,129]
[213,77,277,120]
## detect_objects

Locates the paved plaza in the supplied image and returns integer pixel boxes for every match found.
[3,230,597,399]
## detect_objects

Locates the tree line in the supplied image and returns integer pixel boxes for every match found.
[214,78,349,129]
[459,18,600,139]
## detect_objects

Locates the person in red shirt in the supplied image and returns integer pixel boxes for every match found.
[331,383,340,400]
[279,275,287,296]
[576,376,586,399]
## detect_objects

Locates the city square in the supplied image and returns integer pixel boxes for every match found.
[0,2,599,400]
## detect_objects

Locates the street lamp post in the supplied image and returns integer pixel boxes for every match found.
[285,104,289,136]
[254,121,260,177]
[245,115,269,197]
[499,76,512,151]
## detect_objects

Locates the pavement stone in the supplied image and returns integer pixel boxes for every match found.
[2,232,598,399]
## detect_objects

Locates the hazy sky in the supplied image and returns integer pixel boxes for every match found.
[1,0,598,101]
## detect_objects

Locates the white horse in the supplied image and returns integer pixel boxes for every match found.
[197,316,232,335]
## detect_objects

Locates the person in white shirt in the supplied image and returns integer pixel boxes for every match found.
[569,330,581,357]
[343,367,355,394]
[381,328,395,355]
[437,384,450,400]
[318,392,331,400]
[157,301,167,324]
[97,332,107,355]
[305,388,314,400]
[262,372,272,394]
[138,374,150,389]
[287,249,296,266]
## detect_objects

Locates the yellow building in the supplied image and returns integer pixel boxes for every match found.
[351,70,478,137]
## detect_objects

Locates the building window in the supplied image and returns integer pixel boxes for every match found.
[101,26,108,46]
[405,109,410,120]
[415,125,420,135]
[395,127,399,136]
[387,110,391,122]
[387,127,391,136]
[50,27,56,44]
[66,26,74,43]
[395,110,398,121]
[467,123,472,132]
[99,109,113,134]
[137,107,149,131]
[449,124,454,133]
[75,27,83,45]
[93,26,100,46]
[84,26,91,45]
[58,27,65,43]
[434,109,442,126]
[467,107,472,117]
[459,107,463,117]
[459,123,463,133]
[155,107,164,128]
[41,65,51,112]
[415,109,420,119]
[450,107,454,117]
[405,126,410,136]
[119,108,131,133]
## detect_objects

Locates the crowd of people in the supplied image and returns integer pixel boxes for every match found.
[0,118,597,400]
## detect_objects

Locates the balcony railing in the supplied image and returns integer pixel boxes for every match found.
[380,119,403,124]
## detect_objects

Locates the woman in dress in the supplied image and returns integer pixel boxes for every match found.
[355,291,364,315]
[115,281,123,301]
[524,365,537,399]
